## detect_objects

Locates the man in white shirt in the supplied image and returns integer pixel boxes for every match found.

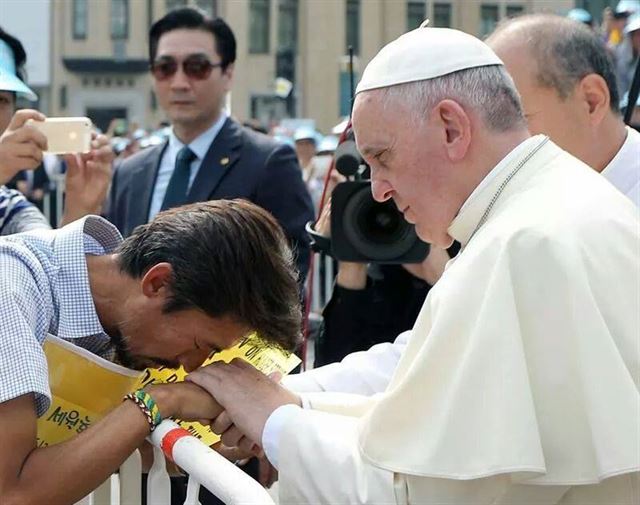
[487,13,640,207]
[188,26,640,504]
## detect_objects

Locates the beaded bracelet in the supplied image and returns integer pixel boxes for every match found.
[124,389,163,432]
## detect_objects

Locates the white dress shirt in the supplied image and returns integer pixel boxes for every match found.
[148,112,228,221]
[601,125,640,208]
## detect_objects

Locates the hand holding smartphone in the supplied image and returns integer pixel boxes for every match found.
[26,117,93,154]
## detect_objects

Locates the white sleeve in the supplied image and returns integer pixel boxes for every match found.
[276,407,398,504]
[273,406,536,505]
[282,330,410,395]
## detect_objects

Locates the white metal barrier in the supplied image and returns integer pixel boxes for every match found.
[78,421,274,505]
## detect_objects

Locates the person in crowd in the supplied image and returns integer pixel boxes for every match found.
[0,199,302,505]
[293,126,318,177]
[567,8,593,28]
[603,1,639,50]
[187,26,639,503]
[616,13,640,97]
[105,8,314,284]
[0,27,113,234]
[487,14,640,206]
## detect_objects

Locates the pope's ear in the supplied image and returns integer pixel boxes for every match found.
[140,262,173,298]
[433,99,471,162]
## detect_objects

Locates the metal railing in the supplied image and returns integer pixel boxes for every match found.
[77,421,274,505]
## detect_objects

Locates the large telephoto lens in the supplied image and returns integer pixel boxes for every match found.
[342,185,418,261]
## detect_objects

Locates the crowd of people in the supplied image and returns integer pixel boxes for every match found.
[0,3,638,505]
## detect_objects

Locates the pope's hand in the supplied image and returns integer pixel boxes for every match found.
[0,109,47,184]
[186,358,301,445]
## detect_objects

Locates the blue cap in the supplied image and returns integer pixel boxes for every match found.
[317,135,339,154]
[0,38,37,101]
[293,127,320,144]
[616,0,640,15]
[625,13,640,34]
[567,8,593,24]
[274,134,294,147]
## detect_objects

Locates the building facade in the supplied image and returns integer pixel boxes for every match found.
[46,0,579,134]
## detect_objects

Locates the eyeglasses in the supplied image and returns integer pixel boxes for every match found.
[150,55,223,81]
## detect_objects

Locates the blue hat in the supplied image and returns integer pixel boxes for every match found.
[567,8,593,24]
[625,13,640,34]
[616,0,640,15]
[317,135,339,154]
[0,38,37,101]
[293,127,319,144]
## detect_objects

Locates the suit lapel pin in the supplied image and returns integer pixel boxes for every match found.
[220,157,230,166]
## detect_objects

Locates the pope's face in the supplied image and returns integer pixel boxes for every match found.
[352,92,457,248]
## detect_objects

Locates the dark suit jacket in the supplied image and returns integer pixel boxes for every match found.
[104,117,314,282]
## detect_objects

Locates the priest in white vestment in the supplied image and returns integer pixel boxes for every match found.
[188,26,640,504]
[284,13,640,399]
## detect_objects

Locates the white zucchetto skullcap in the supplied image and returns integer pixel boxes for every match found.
[356,25,504,94]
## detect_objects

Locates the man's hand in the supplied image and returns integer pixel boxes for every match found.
[0,109,47,184]
[186,359,301,445]
[145,381,224,424]
[60,133,114,225]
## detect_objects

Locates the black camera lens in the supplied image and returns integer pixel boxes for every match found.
[343,186,418,261]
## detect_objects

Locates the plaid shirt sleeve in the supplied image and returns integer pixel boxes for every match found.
[0,246,53,416]
[0,186,51,236]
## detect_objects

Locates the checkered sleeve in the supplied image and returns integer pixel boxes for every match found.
[0,248,53,416]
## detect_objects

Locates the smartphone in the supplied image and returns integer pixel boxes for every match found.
[27,117,93,154]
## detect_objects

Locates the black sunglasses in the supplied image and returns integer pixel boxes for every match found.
[150,55,223,81]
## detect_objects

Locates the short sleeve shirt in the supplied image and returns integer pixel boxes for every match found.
[0,216,123,416]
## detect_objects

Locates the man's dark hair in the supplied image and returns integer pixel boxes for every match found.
[149,8,236,70]
[0,26,27,93]
[117,200,302,351]
[490,15,620,113]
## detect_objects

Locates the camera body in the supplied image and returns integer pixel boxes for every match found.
[329,139,429,264]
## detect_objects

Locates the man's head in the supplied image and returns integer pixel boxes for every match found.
[294,127,318,167]
[149,8,236,139]
[0,27,37,134]
[486,15,623,170]
[113,200,301,371]
[352,27,527,248]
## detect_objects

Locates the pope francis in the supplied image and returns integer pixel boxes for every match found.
[188,26,640,504]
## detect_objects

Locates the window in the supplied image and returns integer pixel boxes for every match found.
[72,0,87,39]
[480,4,499,37]
[432,3,451,28]
[506,5,524,18]
[249,0,270,54]
[111,0,129,39]
[407,1,426,30]
[346,0,360,55]
[195,0,217,17]
[166,0,187,10]
[278,0,298,51]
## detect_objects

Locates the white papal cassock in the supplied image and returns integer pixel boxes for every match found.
[272,136,640,504]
